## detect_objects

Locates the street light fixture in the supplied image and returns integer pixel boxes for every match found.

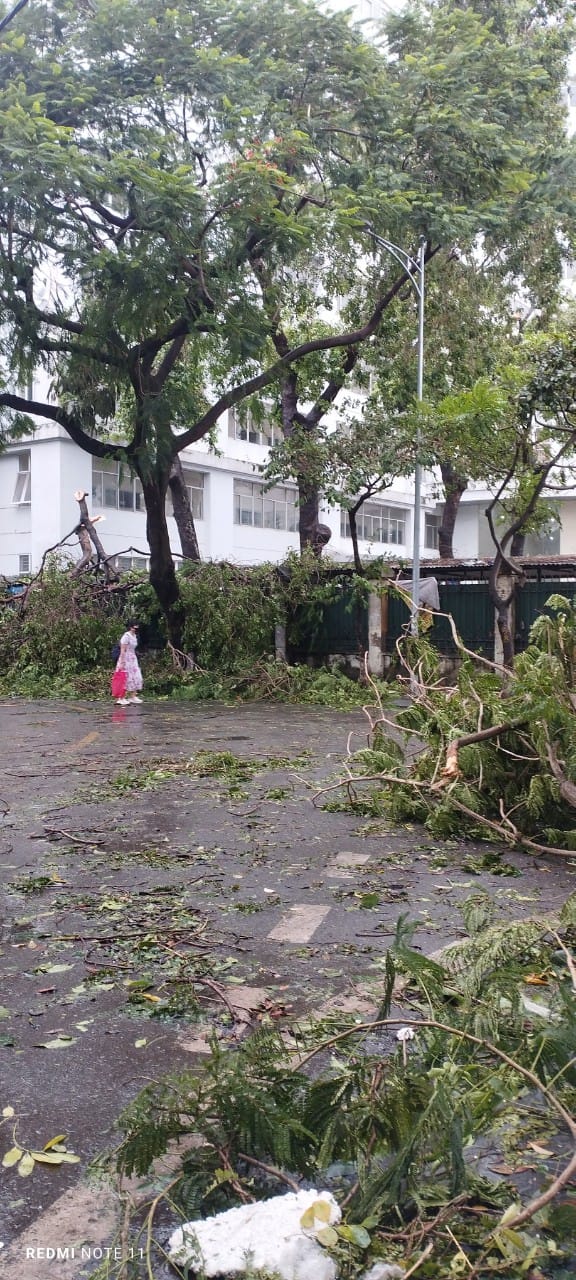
[368,233,426,635]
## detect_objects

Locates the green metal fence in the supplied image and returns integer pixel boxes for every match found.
[515,579,576,651]
[288,590,368,659]
[289,577,576,662]
[384,582,494,656]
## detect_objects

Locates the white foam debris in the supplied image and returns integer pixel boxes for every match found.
[167,1189,341,1280]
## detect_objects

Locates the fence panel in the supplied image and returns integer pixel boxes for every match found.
[515,580,576,651]
[288,589,368,658]
[289,576,576,664]
[384,582,494,656]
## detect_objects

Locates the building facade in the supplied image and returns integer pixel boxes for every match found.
[0,410,442,576]
[2,406,573,579]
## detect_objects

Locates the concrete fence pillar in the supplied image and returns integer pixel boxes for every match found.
[274,623,287,662]
[367,592,384,677]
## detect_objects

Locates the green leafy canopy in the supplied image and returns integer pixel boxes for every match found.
[0,0,574,630]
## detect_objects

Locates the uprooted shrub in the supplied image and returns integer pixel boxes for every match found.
[0,559,124,678]
[0,555,386,703]
[107,895,576,1279]
[339,594,576,857]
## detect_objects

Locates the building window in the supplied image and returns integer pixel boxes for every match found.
[167,469,205,520]
[19,554,31,573]
[92,461,144,512]
[234,479,298,532]
[12,452,31,504]
[524,523,561,556]
[340,502,406,545]
[228,408,283,448]
[425,512,439,550]
[115,555,148,572]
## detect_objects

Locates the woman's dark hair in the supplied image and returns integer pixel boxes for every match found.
[127,620,139,630]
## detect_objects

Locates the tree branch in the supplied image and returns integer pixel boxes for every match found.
[0,0,30,34]
[174,260,440,453]
[152,332,188,390]
[0,394,127,461]
[304,345,359,429]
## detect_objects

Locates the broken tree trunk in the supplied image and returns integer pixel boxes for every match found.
[72,490,119,582]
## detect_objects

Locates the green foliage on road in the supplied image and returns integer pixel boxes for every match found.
[342,594,576,855]
[111,896,576,1279]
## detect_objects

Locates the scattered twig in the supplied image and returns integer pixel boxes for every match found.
[42,826,106,846]
[37,926,211,946]
[237,1152,300,1192]
[195,977,238,1022]
[144,1176,183,1280]
[402,1242,435,1278]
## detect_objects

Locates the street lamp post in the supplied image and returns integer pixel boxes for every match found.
[368,233,426,635]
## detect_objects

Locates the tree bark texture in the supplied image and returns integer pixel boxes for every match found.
[438,462,468,559]
[348,507,364,574]
[297,478,321,554]
[141,476,186,648]
[168,456,201,561]
[510,530,526,558]
[489,564,516,670]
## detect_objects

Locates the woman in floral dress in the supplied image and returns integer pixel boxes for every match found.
[114,623,143,705]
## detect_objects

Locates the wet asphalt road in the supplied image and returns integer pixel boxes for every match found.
[1,696,575,1262]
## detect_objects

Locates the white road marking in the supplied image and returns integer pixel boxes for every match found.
[0,1142,198,1279]
[267,903,331,944]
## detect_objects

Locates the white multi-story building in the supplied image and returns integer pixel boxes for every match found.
[0,409,441,576]
[2,397,575,580]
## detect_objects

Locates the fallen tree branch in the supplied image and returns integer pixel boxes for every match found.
[237,1152,300,1193]
[73,490,119,583]
[312,770,426,806]
[447,794,576,859]
[297,1016,576,1136]
[432,717,528,787]
[545,733,576,811]
[296,1015,576,1234]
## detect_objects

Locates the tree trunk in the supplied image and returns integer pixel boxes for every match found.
[141,475,186,647]
[278,371,332,558]
[438,462,468,559]
[494,598,515,670]
[510,530,526,558]
[488,557,517,669]
[348,507,364,574]
[168,456,201,561]
[298,477,321,554]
